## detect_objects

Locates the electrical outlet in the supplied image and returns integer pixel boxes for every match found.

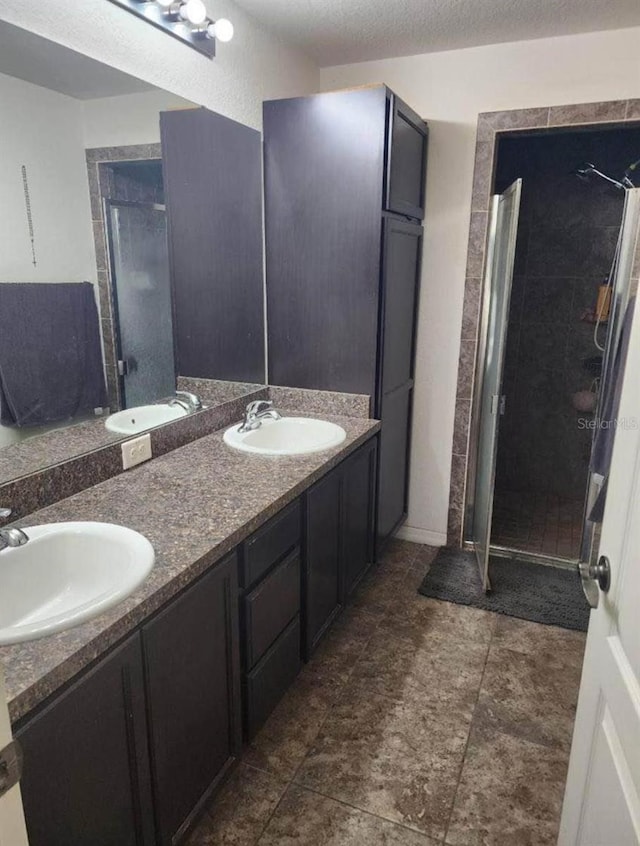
[121,434,152,470]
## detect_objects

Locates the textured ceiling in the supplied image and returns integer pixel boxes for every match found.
[233,0,640,66]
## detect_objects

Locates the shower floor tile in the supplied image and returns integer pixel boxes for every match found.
[492,490,584,560]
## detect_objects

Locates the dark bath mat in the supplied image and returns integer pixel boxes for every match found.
[418,547,590,632]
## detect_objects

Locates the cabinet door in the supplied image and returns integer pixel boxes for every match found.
[304,468,342,656]
[377,217,423,407]
[161,108,265,383]
[385,96,428,220]
[143,553,241,846]
[16,634,155,846]
[264,87,387,397]
[342,438,378,600]
[378,386,413,543]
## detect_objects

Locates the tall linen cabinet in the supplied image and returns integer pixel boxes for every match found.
[263,85,428,546]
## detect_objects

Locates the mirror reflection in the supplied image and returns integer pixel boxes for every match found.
[0,21,265,485]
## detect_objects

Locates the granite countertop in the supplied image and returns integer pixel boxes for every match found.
[1,411,380,724]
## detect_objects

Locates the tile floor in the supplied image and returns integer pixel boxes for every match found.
[492,490,585,559]
[187,540,586,846]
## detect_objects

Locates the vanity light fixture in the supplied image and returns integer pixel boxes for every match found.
[107,0,233,58]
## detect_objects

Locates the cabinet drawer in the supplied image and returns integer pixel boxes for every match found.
[241,500,301,589]
[244,548,300,669]
[245,615,301,739]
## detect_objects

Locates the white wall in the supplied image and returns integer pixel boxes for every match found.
[0,0,319,131]
[321,27,640,543]
[81,90,194,148]
[0,72,96,285]
[0,71,98,447]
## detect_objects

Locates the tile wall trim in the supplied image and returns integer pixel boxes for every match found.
[448,99,640,547]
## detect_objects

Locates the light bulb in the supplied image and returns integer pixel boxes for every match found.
[179,0,207,24]
[207,17,234,42]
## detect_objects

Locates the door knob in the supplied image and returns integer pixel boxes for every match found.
[589,555,611,593]
[578,555,611,609]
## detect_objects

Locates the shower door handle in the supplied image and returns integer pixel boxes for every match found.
[490,395,507,416]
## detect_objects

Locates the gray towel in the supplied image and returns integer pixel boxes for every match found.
[0,281,107,426]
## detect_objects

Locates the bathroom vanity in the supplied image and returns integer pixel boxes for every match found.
[2,411,379,846]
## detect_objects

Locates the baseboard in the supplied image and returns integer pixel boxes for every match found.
[395,525,447,546]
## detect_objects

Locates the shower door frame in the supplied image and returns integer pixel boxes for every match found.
[103,197,174,409]
[470,180,522,589]
[448,100,640,552]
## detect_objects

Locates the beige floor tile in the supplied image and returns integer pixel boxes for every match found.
[408,545,440,580]
[186,764,286,846]
[476,644,581,750]
[492,615,586,670]
[243,671,335,780]
[303,606,381,697]
[295,678,471,841]
[445,725,569,846]
[378,539,424,573]
[350,626,488,715]
[258,784,439,845]
[349,565,407,615]
[381,588,496,647]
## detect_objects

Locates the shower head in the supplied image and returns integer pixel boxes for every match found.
[574,162,596,182]
[573,162,626,191]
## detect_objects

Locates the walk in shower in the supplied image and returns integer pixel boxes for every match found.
[102,161,175,409]
[465,124,640,589]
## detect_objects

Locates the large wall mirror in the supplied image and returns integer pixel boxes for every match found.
[0,21,266,486]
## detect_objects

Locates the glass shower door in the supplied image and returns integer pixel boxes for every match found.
[580,187,640,565]
[106,200,175,408]
[471,180,522,591]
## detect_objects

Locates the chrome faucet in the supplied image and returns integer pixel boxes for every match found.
[0,508,28,551]
[169,391,203,413]
[238,400,281,433]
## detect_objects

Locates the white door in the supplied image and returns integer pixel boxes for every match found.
[559,193,640,846]
[0,669,28,845]
[559,309,640,843]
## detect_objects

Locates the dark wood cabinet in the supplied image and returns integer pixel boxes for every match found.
[342,437,378,599]
[304,437,378,656]
[385,96,429,220]
[304,466,343,655]
[239,503,302,739]
[377,217,423,539]
[14,442,378,845]
[161,107,265,384]
[264,86,427,545]
[142,552,241,846]
[16,634,155,846]
[378,385,413,541]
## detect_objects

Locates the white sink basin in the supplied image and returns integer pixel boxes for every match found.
[105,403,187,435]
[0,522,154,645]
[224,416,347,456]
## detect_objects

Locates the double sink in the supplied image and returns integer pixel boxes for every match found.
[0,412,346,647]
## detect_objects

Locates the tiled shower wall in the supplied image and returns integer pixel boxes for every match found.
[494,128,640,499]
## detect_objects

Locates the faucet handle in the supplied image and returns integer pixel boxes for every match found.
[246,400,273,415]
[0,507,12,520]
